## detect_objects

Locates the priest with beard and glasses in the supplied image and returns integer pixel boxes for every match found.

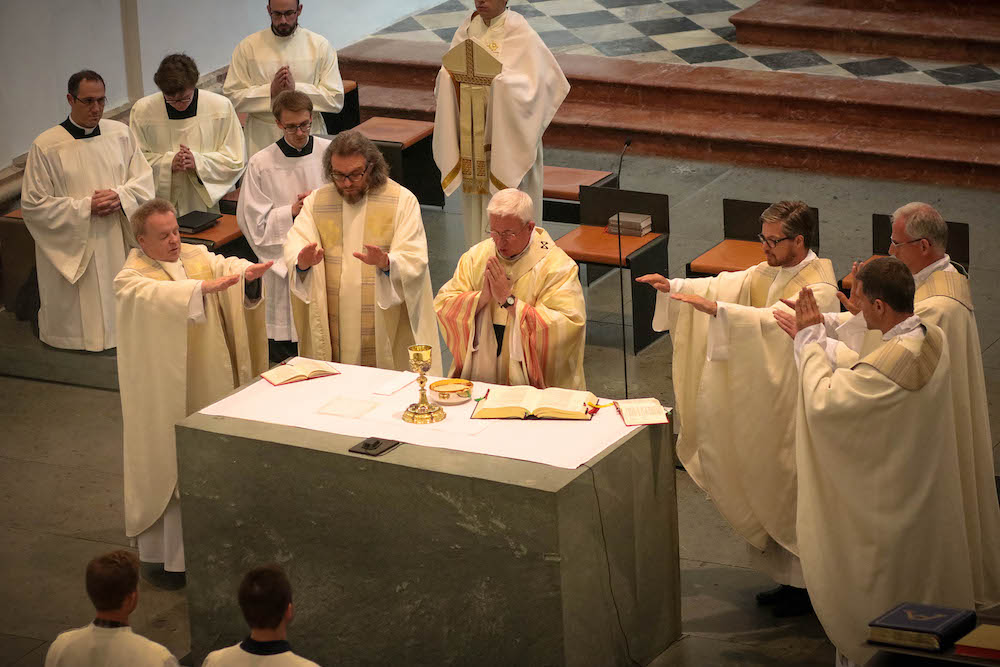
[224,0,344,158]
[114,199,271,587]
[129,54,245,216]
[774,258,977,667]
[433,0,569,248]
[635,200,838,617]
[434,188,586,390]
[21,69,154,352]
[283,131,440,373]
[237,91,331,362]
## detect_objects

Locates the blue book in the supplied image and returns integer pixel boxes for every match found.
[868,602,977,651]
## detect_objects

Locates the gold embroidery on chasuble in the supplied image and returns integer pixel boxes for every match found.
[442,39,502,194]
[853,324,943,391]
[916,270,974,311]
[312,182,399,366]
[747,259,835,307]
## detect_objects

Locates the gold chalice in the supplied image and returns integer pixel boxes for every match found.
[402,344,445,424]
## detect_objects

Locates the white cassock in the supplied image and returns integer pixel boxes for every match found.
[129,89,246,216]
[20,118,154,350]
[652,253,839,586]
[45,624,179,667]
[202,642,319,667]
[115,244,268,571]
[794,315,976,665]
[224,26,344,158]
[283,180,441,374]
[237,135,331,342]
[433,9,569,248]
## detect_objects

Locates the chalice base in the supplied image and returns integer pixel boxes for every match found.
[402,401,446,424]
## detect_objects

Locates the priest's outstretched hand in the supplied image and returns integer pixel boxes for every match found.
[773,308,797,339]
[297,242,324,270]
[635,273,670,292]
[669,292,718,317]
[244,260,274,282]
[202,274,241,294]
[795,287,823,330]
[836,260,864,315]
[353,244,389,271]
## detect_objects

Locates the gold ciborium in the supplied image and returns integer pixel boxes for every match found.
[402,344,446,424]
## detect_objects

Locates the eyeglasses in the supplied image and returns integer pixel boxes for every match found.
[757,233,793,249]
[889,237,925,248]
[73,95,107,107]
[269,8,298,18]
[164,92,194,105]
[282,120,312,134]
[331,163,370,184]
[490,225,527,242]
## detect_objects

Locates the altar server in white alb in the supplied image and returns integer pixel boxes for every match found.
[224,0,344,158]
[433,0,569,248]
[21,70,154,351]
[774,258,977,666]
[237,91,330,361]
[636,201,838,616]
[115,199,270,583]
[129,54,245,216]
[284,131,440,373]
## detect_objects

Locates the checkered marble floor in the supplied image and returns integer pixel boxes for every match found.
[373,0,1000,91]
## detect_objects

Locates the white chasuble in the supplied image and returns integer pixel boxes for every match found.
[129,89,246,216]
[224,27,344,158]
[794,321,975,665]
[21,118,154,350]
[115,244,268,539]
[237,135,331,341]
[433,9,569,247]
[284,180,440,373]
[434,227,586,390]
[652,256,838,559]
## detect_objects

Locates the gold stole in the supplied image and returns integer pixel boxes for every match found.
[916,270,974,311]
[442,39,502,194]
[311,181,399,366]
[853,324,943,391]
[747,258,836,308]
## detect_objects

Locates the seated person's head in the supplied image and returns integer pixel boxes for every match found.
[133,198,181,263]
[238,565,294,632]
[487,188,535,259]
[86,550,140,617]
[854,256,915,331]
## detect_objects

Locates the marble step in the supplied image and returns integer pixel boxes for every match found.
[731,0,1000,64]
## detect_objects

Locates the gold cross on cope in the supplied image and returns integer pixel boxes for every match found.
[443,39,502,194]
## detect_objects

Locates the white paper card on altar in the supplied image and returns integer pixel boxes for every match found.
[318,397,378,419]
[373,372,419,395]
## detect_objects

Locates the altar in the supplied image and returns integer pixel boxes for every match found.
[177,363,681,666]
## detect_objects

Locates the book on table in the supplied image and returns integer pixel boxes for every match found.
[177,210,221,233]
[867,602,976,651]
[262,358,340,386]
[614,398,669,426]
[471,385,597,420]
[955,624,1000,660]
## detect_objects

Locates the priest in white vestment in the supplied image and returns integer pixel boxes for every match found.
[435,189,586,390]
[21,70,154,351]
[115,199,270,580]
[224,0,344,158]
[284,131,440,373]
[130,54,245,216]
[433,0,570,248]
[45,550,179,667]
[775,258,977,666]
[636,201,838,616]
[237,91,330,361]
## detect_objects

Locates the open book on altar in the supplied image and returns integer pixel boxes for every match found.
[261,358,340,386]
[472,385,597,420]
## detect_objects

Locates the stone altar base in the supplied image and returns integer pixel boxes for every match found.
[177,413,680,666]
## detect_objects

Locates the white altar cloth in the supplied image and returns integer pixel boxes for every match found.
[199,359,641,469]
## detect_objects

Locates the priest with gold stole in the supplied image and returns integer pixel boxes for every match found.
[433,0,569,248]
[21,70,154,351]
[130,54,246,216]
[636,201,838,616]
[435,189,586,390]
[283,131,440,373]
[114,199,270,583]
[774,258,977,666]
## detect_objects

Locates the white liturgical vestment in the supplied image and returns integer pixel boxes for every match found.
[203,641,319,667]
[237,135,331,341]
[129,89,246,216]
[433,9,569,247]
[45,624,179,667]
[21,118,154,350]
[224,26,344,157]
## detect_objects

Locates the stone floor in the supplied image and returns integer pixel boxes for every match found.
[375,0,1000,91]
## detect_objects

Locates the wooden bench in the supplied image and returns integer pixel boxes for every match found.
[542,166,617,224]
[0,209,34,316]
[353,117,444,207]
[180,213,257,261]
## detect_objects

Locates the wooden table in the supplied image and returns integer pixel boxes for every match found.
[180,213,244,250]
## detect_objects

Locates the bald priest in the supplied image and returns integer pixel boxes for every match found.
[115,199,270,580]
[435,189,586,390]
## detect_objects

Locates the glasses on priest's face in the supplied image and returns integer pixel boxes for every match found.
[164,92,194,106]
[72,95,107,108]
[282,120,312,135]
[269,8,299,19]
[331,163,370,184]
[757,233,794,249]
[490,225,527,242]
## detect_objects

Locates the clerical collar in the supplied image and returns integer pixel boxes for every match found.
[882,315,922,341]
[475,8,507,28]
[164,88,199,120]
[241,637,292,655]
[277,136,314,158]
[93,618,127,629]
[61,117,101,140]
[779,249,816,274]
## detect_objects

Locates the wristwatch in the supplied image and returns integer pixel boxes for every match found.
[500,295,515,309]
